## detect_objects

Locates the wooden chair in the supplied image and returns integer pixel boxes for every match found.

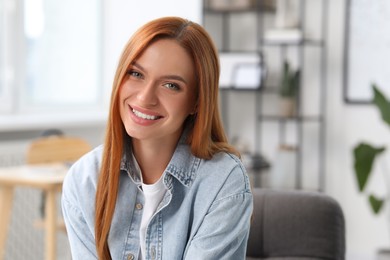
[26,134,92,231]
[27,135,92,165]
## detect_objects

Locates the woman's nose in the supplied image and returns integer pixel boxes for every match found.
[136,81,158,106]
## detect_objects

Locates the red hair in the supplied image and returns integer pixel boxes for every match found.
[95,16,238,259]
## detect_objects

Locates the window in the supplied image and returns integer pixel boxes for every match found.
[0,0,13,112]
[0,0,103,115]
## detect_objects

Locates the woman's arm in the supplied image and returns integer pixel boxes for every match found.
[62,197,98,259]
[184,165,253,260]
[61,162,99,259]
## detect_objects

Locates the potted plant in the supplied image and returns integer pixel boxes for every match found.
[353,83,389,214]
[279,61,300,117]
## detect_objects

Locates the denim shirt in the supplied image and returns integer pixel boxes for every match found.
[62,138,253,260]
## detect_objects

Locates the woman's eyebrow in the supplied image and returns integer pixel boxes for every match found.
[131,61,188,85]
[162,75,188,85]
[131,62,145,71]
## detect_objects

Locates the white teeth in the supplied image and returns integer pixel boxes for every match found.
[132,109,159,120]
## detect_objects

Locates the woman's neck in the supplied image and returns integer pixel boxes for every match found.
[132,137,178,184]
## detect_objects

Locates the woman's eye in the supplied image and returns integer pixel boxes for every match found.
[127,70,143,79]
[164,83,180,91]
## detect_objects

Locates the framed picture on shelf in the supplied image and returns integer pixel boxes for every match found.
[219,53,265,89]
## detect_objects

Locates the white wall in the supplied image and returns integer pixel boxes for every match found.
[324,0,388,258]
[311,0,389,257]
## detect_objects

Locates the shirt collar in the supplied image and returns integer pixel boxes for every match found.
[120,129,200,188]
[120,146,142,184]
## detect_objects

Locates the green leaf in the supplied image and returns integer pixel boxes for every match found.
[353,143,385,191]
[291,70,300,97]
[280,61,300,97]
[373,83,390,127]
[369,194,385,214]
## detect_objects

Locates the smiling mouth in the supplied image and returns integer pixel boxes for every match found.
[132,108,162,120]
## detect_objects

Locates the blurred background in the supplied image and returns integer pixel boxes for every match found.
[1,0,389,259]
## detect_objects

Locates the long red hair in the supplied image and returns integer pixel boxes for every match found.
[95,16,238,259]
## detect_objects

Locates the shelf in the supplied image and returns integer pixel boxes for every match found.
[260,87,279,94]
[219,86,279,94]
[258,115,323,122]
[218,50,261,54]
[219,87,262,92]
[261,39,325,47]
[204,1,275,14]
[204,8,258,14]
[203,0,328,191]
[218,85,289,93]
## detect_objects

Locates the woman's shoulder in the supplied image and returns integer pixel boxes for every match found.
[215,151,243,165]
[63,145,104,195]
[197,152,251,193]
[204,151,245,174]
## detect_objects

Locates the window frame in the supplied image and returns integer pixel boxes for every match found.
[0,0,107,130]
[0,0,16,113]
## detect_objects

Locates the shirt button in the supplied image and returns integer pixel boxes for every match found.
[151,246,156,260]
[135,203,143,210]
[127,254,134,260]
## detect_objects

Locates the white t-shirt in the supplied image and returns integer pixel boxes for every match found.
[133,157,167,260]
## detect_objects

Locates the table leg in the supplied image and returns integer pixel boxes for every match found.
[45,189,57,260]
[0,187,14,260]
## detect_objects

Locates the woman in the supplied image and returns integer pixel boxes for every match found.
[62,16,253,260]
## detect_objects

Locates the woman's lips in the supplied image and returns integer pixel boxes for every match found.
[128,105,163,125]
[132,108,161,120]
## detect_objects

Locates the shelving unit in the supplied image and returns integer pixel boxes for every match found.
[203,0,328,191]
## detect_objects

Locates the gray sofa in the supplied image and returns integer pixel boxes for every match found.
[247,188,345,260]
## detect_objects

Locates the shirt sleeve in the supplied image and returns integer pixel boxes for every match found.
[61,165,98,260]
[184,166,253,260]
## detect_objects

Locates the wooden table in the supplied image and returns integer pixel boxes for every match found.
[0,164,68,260]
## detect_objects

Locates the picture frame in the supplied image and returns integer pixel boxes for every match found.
[219,52,265,90]
[344,0,390,104]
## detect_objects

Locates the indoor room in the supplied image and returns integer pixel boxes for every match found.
[0,0,389,259]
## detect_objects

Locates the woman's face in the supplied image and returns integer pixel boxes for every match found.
[119,39,197,144]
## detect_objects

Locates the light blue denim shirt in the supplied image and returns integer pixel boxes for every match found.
[62,137,253,260]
